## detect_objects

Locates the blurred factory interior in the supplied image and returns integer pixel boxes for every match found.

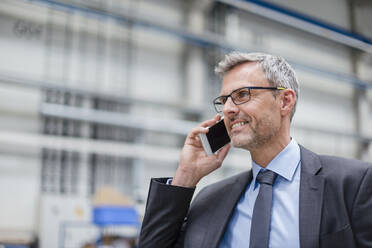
[0,0,371,247]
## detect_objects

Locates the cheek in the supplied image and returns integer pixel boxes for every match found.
[259,106,281,128]
[271,103,282,120]
[249,103,277,126]
[239,106,255,121]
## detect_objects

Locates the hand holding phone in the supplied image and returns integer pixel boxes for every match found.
[172,115,231,187]
[199,118,231,156]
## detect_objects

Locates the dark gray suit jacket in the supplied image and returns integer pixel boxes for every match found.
[139,146,372,248]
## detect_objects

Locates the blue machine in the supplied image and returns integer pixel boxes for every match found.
[93,205,140,227]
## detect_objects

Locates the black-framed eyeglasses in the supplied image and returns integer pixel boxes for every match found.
[213,86,286,113]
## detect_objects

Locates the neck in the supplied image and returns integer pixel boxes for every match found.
[250,130,291,168]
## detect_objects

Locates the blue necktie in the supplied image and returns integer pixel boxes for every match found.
[249,170,278,248]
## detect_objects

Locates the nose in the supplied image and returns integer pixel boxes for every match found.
[222,97,239,116]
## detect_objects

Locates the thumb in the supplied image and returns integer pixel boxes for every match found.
[216,143,231,162]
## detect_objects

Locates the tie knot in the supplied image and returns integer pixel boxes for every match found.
[256,170,277,186]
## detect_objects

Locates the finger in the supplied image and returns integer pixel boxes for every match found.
[216,143,231,162]
[200,114,222,128]
[187,114,223,142]
[187,134,203,148]
[188,126,209,139]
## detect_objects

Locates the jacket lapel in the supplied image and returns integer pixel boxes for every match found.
[202,170,253,248]
[299,146,324,248]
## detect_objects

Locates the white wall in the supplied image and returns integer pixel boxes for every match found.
[0,84,41,241]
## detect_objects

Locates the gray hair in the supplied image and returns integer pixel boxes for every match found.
[215,51,299,121]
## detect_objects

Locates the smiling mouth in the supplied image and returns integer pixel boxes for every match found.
[231,121,249,129]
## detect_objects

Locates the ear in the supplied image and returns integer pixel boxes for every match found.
[280,89,296,118]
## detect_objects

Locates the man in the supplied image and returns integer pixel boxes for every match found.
[138,52,372,248]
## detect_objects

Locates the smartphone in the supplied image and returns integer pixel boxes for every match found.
[199,118,231,156]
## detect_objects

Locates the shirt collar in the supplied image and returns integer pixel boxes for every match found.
[252,138,301,186]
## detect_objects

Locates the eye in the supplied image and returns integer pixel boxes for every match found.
[235,89,250,100]
[220,96,228,104]
[215,96,227,105]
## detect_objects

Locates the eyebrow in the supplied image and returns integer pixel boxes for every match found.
[219,85,286,97]
[219,86,251,96]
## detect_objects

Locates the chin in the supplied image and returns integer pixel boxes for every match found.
[231,135,251,148]
[231,133,265,151]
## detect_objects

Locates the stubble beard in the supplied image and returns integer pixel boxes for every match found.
[230,114,279,151]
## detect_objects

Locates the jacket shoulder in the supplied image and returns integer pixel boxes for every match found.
[318,154,371,176]
[301,146,372,199]
[300,145,371,176]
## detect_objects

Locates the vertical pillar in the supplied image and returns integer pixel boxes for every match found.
[348,0,371,161]
[182,1,213,109]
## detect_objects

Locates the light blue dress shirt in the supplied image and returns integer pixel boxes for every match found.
[219,139,301,248]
